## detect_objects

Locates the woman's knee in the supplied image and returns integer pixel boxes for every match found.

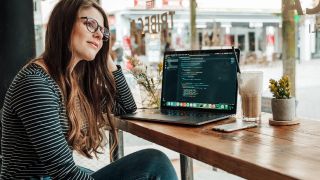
[138,149,178,179]
[138,149,170,164]
[92,148,178,180]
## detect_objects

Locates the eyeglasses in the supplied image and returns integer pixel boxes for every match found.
[80,16,110,41]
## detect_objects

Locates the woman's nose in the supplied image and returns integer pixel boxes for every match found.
[94,29,103,40]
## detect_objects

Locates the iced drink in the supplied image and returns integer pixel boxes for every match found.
[238,71,263,122]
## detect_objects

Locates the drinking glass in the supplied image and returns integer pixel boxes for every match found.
[238,71,263,122]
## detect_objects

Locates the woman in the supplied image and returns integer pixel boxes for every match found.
[0,0,178,179]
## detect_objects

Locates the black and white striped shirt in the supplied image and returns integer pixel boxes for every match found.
[1,63,136,179]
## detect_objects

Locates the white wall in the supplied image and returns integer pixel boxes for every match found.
[101,0,281,13]
[101,0,133,12]
[196,0,280,12]
[40,0,59,24]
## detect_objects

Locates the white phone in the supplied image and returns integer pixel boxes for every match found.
[212,122,258,132]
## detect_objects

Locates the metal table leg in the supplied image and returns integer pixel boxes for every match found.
[109,130,124,162]
[180,154,194,180]
[109,131,194,180]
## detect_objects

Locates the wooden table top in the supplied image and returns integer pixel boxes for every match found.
[118,113,320,180]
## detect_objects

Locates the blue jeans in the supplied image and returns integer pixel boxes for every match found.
[92,149,178,180]
[32,149,178,180]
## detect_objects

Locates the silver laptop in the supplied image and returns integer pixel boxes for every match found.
[120,48,240,125]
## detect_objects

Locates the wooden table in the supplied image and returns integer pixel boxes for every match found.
[116,113,320,180]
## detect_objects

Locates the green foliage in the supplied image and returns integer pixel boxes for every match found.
[269,75,291,99]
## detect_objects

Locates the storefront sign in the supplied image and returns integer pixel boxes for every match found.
[130,11,175,34]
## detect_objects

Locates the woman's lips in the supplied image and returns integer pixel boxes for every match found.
[87,41,99,49]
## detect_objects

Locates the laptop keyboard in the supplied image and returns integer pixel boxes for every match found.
[161,110,229,118]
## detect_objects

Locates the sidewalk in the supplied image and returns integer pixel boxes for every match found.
[74,60,320,179]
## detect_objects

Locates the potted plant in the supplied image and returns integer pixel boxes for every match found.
[269,75,295,121]
[126,56,162,108]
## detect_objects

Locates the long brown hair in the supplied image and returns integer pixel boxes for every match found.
[42,0,117,158]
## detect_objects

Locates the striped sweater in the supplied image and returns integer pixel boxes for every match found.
[0,63,137,179]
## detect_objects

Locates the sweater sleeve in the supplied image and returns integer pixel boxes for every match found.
[11,75,94,180]
[112,65,137,115]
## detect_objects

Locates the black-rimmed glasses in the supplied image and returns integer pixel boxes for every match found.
[80,16,110,41]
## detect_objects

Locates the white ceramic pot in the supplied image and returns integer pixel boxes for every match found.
[271,97,296,121]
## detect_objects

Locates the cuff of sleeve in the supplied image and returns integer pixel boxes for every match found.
[112,65,122,77]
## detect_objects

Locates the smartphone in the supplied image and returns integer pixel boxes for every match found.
[212,122,258,132]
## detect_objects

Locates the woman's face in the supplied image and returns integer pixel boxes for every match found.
[70,7,105,61]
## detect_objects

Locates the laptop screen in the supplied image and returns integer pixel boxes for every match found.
[161,49,239,113]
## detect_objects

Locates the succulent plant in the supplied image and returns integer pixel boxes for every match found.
[269,75,291,99]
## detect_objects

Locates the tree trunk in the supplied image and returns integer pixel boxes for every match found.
[190,0,197,50]
[282,0,296,97]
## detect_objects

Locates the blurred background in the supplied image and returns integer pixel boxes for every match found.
[1,0,320,179]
